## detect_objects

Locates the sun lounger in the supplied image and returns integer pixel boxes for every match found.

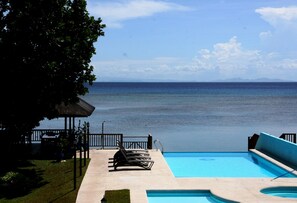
[116,140,150,156]
[113,150,154,170]
[113,142,154,170]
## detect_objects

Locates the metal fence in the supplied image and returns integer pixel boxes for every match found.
[122,136,150,149]
[29,130,152,150]
[88,134,152,149]
[31,129,69,142]
[280,133,296,143]
[88,133,123,148]
[248,132,297,150]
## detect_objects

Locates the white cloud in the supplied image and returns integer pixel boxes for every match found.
[255,6,297,56]
[92,37,297,81]
[190,37,297,80]
[92,57,187,81]
[259,31,272,40]
[255,6,297,26]
[191,37,262,76]
[87,0,191,28]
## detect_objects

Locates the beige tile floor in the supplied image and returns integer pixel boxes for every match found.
[76,149,297,203]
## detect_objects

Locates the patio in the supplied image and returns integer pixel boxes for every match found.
[76,149,297,203]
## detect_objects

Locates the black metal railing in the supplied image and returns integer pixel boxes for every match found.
[88,133,123,148]
[248,132,297,150]
[248,133,260,150]
[88,134,152,149]
[29,129,152,150]
[122,136,150,149]
[280,133,296,143]
[31,129,70,142]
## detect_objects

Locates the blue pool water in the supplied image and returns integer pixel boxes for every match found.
[164,152,296,178]
[261,187,297,199]
[147,190,238,203]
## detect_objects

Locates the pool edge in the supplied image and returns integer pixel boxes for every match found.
[250,149,297,177]
[146,189,240,203]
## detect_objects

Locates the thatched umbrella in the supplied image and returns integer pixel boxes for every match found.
[55,97,95,132]
[55,97,94,189]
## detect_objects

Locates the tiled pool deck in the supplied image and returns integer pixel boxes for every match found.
[76,149,297,203]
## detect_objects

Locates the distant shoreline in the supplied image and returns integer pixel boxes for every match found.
[92,81,297,83]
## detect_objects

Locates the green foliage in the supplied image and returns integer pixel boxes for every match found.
[0,0,105,140]
[0,170,40,198]
[0,159,90,202]
[1,171,25,183]
[105,189,131,203]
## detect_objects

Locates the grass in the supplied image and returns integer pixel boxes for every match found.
[105,189,130,203]
[0,158,89,203]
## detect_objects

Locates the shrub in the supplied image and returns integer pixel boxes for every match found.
[0,171,30,197]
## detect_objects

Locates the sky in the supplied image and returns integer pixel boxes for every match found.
[86,0,297,82]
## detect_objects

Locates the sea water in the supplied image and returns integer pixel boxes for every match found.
[38,82,297,152]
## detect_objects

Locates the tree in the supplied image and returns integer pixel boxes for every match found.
[0,0,105,152]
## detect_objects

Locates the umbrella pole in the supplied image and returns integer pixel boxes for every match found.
[64,117,67,133]
[72,117,75,130]
[69,117,71,133]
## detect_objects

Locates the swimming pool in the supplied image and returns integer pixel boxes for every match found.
[147,190,238,203]
[164,152,296,178]
[261,186,297,199]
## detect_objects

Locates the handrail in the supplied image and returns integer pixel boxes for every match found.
[154,139,164,154]
[124,136,148,138]
[271,169,296,181]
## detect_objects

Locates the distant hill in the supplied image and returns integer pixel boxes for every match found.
[96,77,296,83]
[214,78,295,82]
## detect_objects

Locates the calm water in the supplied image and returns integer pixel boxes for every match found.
[39,82,297,152]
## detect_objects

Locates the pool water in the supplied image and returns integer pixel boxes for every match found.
[261,187,297,199]
[164,152,296,178]
[147,190,238,203]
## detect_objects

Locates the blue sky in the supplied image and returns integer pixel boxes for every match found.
[87,0,297,82]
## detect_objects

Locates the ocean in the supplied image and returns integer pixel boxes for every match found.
[38,82,297,152]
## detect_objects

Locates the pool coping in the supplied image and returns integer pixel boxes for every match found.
[76,149,297,203]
